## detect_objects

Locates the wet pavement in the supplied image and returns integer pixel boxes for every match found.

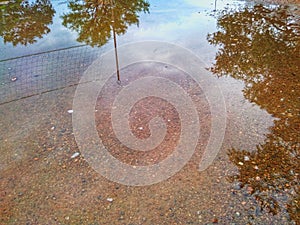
[0,0,299,224]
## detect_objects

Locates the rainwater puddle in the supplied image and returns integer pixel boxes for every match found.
[0,0,299,224]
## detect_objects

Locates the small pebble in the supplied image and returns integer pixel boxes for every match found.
[244,156,250,161]
[71,152,80,159]
[11,77,17,82]
[67,109,73,114]
[233,182,241,190]
[238,162,244,166]
[247,186,254,194]
[107,198,113,202]
[212,217,218,223]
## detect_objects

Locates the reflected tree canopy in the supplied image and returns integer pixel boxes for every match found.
[208,4,299,222]
[0,0,55,46]
[61,0,150,47]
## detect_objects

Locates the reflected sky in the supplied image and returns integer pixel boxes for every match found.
[0,0,245,60]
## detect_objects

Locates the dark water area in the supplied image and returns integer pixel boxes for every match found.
[0,0,299,224]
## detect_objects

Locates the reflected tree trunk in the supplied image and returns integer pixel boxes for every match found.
[111,0,120,82]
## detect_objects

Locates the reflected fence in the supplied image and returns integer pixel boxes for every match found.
[0,45,105,105]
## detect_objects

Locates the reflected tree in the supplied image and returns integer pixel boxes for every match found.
[208,4,299,222]
[0,0,55,46]
[61,0,150,47]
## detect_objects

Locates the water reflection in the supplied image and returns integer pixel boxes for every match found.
[0,0,55,46]
[208,4,299,222]
[61,0,150,47]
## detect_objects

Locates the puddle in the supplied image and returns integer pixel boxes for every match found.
[0,0,299,224]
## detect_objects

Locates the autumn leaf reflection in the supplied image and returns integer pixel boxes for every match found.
[208,4,299,222]
[0,0,55,46]
[61,0,150,47]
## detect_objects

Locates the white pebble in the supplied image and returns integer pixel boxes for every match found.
[67,109,73,114]
[244,156,250,161]
[107,198,113,202]
[71,152,80,159]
